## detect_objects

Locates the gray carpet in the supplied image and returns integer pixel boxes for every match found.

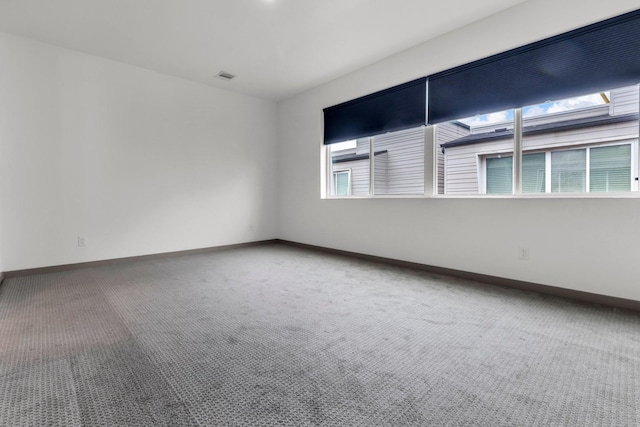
[0,243,638,426]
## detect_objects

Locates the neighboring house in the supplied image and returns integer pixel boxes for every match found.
[441,85,639,194]
[330,85,639,196]
[330,127,425,196]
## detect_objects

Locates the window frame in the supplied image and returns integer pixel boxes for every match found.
[323,84,640,199]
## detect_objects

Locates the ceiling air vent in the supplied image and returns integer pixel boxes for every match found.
[216,71,236,81]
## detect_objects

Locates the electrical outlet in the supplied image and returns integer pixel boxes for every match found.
[78,236,88,247]
[518,246,529,260]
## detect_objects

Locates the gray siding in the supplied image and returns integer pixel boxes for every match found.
[335,127,426,195]
[373,152,388,194]
[610,86,640,116]
[436,122,471,194]
[444,138,513,194]
[333,158,369,196]
[373,127,424,195]
[445,121,639,194]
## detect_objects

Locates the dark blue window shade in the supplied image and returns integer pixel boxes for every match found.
[323,78,427,145]
[428,9,640,124]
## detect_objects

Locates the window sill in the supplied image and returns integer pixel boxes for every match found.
[324,192,640,200]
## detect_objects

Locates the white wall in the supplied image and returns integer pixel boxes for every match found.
[277,0,640,301]
[0,33,278,271]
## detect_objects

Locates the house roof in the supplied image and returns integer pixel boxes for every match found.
[441,113,639,148]
[333,150,388,164]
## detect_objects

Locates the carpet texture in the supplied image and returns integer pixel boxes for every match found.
[0,243,638,426]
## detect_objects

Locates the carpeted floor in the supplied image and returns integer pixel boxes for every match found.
[0,243,638,426]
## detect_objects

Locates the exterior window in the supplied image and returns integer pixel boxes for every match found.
[329,140,368,197]
[332,170,351,196]
[551,149,587,193]
[550,145,632,193]
[522,153,546,193]
[486,156,513,194]
[485,153,548,194]
[485,144,633,194]
[590,145,631,192]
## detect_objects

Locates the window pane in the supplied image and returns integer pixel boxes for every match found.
[330,139,369,196]
[437,109,514,194]
[551,149,586,192]
[333,172,350,196]
[590,145,631,192]
[522,153,546,193]
[486,157,513,194]
[373,127,424,195]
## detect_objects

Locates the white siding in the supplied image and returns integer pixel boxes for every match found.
[610,85,640,116]
[356,137,370,154]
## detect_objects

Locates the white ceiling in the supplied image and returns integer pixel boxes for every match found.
[0,0,525,100]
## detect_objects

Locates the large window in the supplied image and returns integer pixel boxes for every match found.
[322,9,640,199]
[327,85,638,198]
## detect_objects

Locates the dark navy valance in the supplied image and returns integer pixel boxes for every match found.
[427,9,640,124]
[323,78,427,145]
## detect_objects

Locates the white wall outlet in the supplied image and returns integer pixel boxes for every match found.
[78,236,88,247]
[518,246,529,260]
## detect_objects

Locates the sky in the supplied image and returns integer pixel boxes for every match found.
[459,91,609,127]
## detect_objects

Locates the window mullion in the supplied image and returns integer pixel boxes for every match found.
[545,152,551,193]
[586,147,591,192]
[513,108,523,195]
[369,136,375,196]
[424,126,436,196]
[636,84,640,192]
[631,140,640,191]
[326,145,332,197]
